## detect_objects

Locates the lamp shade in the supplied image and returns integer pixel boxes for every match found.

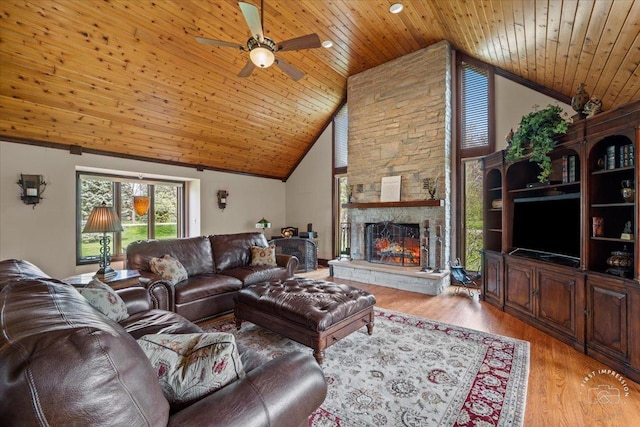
[133,195,150,216]
[83,202,124,233]
[250,47,275,68]
[255,218,272,229]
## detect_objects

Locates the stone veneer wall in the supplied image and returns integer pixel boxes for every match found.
[346,41,452,267]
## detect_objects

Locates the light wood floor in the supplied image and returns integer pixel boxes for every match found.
[298,267,640,426]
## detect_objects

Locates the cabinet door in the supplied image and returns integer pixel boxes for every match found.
[505,260,534,317]
[536,268,580,339]
[587,279,628,361]
[483,251,503,307]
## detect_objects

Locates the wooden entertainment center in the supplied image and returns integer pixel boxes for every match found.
[482,100,640,382]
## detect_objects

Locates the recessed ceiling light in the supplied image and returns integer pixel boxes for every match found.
[322,40,333,48]
[389,3,403,14]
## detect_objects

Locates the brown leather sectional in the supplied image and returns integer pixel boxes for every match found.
[0,258,327,426]
[126,232,298,322]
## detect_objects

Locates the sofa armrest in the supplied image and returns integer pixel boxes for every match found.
[276,254,298,277]
[116,286,153,315]
[167,351,327,427]
[136,272,175,312]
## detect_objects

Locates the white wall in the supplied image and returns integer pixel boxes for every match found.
[0,141,285,278]
[285,124,333,260]
[495,75,574,150]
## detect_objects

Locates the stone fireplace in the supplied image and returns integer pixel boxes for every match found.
[329,41,453,295]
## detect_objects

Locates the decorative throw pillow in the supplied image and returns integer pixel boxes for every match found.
[250,244,277,267]
[77,278,129,322]
[137,333,245,404]
[149,254,188,285]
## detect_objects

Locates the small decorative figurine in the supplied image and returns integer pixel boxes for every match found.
[583,97,602,118]
[505,128,514,144]
[571,83,590,120]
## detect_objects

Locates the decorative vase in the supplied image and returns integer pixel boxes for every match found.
[621,180,635,203]
[571,83,590,120]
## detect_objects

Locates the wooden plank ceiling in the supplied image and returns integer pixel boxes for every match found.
[1,0,639,180]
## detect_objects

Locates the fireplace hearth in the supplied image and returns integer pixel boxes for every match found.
[366,222,420,267]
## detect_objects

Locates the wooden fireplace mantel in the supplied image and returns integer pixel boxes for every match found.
[342,200,443,209]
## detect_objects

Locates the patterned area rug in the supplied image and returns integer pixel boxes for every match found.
[204,308,529,426]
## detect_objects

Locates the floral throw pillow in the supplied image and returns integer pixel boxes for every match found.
[77,278,129,322]
[137,333,245,404]
[250,244,277,267]
[149,254,188,285]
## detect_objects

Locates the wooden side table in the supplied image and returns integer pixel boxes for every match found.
[65,270,141,290]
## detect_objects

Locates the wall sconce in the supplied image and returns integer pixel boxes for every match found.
[217,190,229,210]
[17,174,47,208]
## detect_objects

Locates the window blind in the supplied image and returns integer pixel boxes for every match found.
[460,62,489,153]
[334,104,348,169]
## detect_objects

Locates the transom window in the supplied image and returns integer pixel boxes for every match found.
[76,172,185,265]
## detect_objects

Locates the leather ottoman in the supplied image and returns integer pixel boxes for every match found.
[234,277,376,364]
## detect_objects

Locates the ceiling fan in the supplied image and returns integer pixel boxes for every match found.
[196,0,321,81]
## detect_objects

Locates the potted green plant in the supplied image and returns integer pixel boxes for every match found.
[506,104,569,183]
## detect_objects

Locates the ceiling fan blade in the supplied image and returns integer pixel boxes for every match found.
[277,33,321,52]
[275,57,304,81]
[238,59,256,78]
[238,2,264,42]
[196,37,244,50]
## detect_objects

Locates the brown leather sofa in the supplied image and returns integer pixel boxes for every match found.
[0,259,327,427]
[126,232,298,322]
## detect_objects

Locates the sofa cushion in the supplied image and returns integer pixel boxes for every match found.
[126,236,215,276]
[137,333,245,405]
[121,309,204,339]
[77,278,130,322]
[173,274,243,305]
[150,254,188,285]
[210,232,269,272]
[0,279,169,426]
[222,266,289,286]
[250,244,277,267]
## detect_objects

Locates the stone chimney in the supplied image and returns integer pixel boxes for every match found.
[346,41,452,268]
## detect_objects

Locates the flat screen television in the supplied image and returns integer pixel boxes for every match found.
[510,195,581,265]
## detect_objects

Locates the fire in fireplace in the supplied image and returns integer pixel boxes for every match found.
[365,222,420,267]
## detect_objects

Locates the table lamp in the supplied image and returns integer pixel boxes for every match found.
[83,202,123,279]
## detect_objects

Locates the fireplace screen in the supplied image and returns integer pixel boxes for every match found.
[366,222,420,266]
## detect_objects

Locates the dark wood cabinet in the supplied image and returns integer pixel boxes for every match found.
[504,256,585,351]
[483,250,503,308]
[586,274,629,372]
[482,100,639,381]
[504,257,534,317]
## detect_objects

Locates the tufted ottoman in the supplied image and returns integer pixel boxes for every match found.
[234,277,376,364]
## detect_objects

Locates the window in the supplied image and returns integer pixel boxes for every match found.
[459,59,494,157]
[334,102,349,257]
[334,103,348,172]
[77,172,185,265]
[457,55,494,270]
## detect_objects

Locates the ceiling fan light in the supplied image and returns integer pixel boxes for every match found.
[250,47,275,68]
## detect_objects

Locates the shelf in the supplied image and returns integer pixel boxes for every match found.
[342,200,443,209]
[590,236,636,243]
[514,192,580,203]
[488,186,502,192]
[591,166,634,175]
[591,202,635,208]
[509,181,580,194]
[488,228,503,233]
[489,208,502,212]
